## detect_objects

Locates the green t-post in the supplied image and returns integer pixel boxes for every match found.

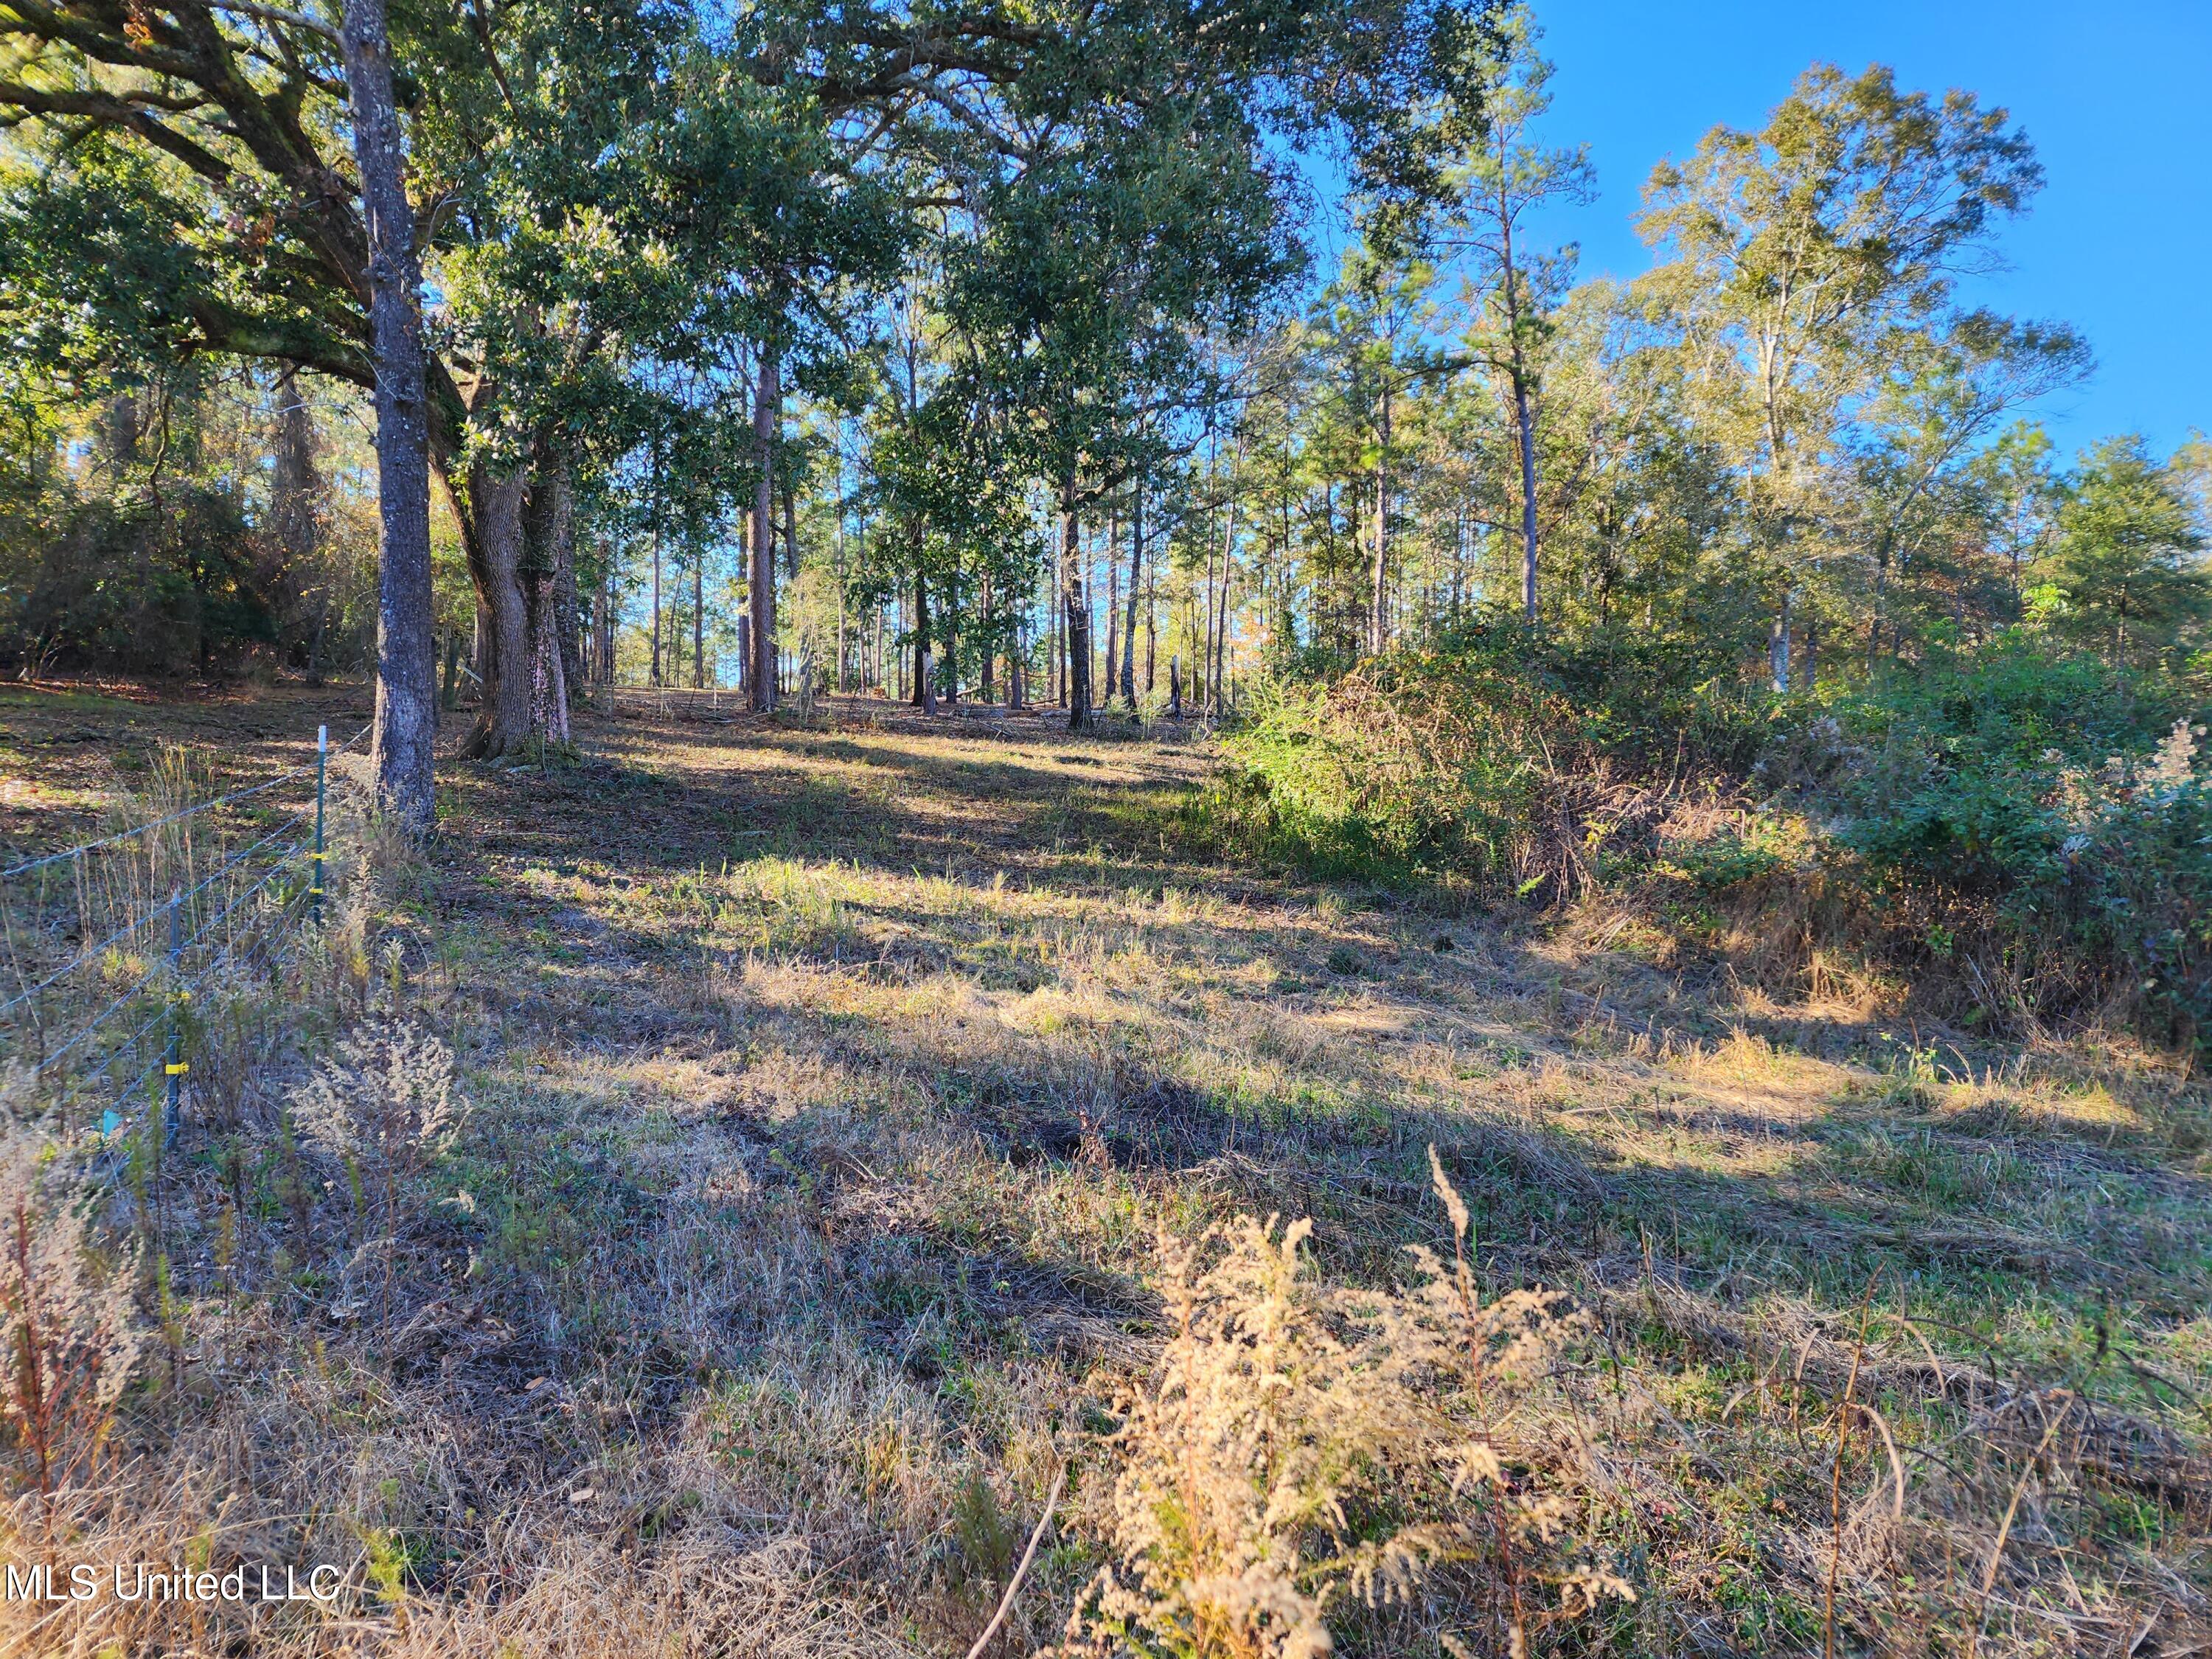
[313,724,327,925]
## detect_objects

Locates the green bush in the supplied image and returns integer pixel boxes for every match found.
[1817,642,2183,890]
[1213,666,1540,880]
[1211,627,2208,1051]
[1209,625,1768,891]
[1811,643,2208,1044]
[2,488,282,675]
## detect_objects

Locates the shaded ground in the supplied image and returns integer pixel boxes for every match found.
[2,679,2207,1656]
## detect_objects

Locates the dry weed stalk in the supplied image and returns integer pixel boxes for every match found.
[288,1018,465,1312]
[1057,1149,1629,1659]
[0,1121,143,1530]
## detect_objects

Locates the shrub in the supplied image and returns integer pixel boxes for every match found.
[1214,668,1545,880]
[289,1018,467,1244]
[1057,1151,1627,1658]
[1217,627,2208,1052]
[1210,626,1766,894]
[1809,644,2209,1043]
[0,488,285,676]
[1814,641,2183,891]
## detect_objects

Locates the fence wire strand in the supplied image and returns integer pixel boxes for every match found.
[1,720,361,1123]
[0,806,311,1019]
[24,837,311,1078]
[92,870,321,1116]
[0,722,367,882]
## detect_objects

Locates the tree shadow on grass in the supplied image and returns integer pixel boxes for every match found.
[434,707,2212,1433]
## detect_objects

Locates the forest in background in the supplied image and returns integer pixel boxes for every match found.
[5,0,2205,1055]
[6,7,2207,708]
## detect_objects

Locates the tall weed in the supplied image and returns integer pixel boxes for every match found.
[1058,1150,1626,1658]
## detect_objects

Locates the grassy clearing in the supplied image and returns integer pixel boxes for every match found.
[1,684,2207,1655]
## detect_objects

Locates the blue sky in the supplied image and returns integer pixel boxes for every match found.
[1332,0,2211,457]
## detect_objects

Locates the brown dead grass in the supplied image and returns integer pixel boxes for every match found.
[0,681,2205,1656]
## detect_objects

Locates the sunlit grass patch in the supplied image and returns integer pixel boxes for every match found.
[5,696,2206,1658]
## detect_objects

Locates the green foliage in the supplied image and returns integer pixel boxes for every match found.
[2,490,278,675]
[1219,627,2209,1051]
[2042,437,2212,664]
[1818,643,2211,1044]
[0,363,378,678]
[1818,643,2170,887]
[1213,622,1769,885]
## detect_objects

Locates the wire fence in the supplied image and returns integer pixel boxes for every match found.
[0,722,369,1138]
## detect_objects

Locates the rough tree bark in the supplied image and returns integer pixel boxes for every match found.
[1062,485,1092,731]
[1369,382,1389,656]
[339,0,436,831]
[942,569,959,706]
[1514,373,1539,624]
[1493,163,1541,628]
[1103,508,1120,708]
[555,504,582,704]
[522,451,574,744]
[464,465,532,754]
[1212,437,1241,712]
[979,574,994,703]
[911,570,929,707]
[1121,473,1141,704]
[750,344,780,713]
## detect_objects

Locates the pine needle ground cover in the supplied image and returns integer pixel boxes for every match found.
[1,681,2206,1657]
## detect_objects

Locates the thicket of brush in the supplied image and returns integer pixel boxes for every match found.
[1206,627,2211,1056]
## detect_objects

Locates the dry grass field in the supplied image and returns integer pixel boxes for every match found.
[1,679,2207,1657]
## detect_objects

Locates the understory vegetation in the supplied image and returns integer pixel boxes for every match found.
[1209,631,2210,1057]
[1,685,2207,1656]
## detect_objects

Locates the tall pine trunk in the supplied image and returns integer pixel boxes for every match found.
[941,567,959,706]
[340,0,435,831]
[1062,485,1092,731]
[1103,509,1120,709]
[1121,476,1141,703]
[1368,384,1389,655]
[1514,375,1539,624]
[1213,437,1242,713]
[911,569,929,707]
[750,344,780,713]
[978,574,994,704]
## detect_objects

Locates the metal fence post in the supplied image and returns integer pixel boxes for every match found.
[164,889,184,1144]
[312,723,327,925]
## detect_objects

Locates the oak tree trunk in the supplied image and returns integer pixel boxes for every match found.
[340,0,436,831]
[456,444,572,755]
[466,464,532,754]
